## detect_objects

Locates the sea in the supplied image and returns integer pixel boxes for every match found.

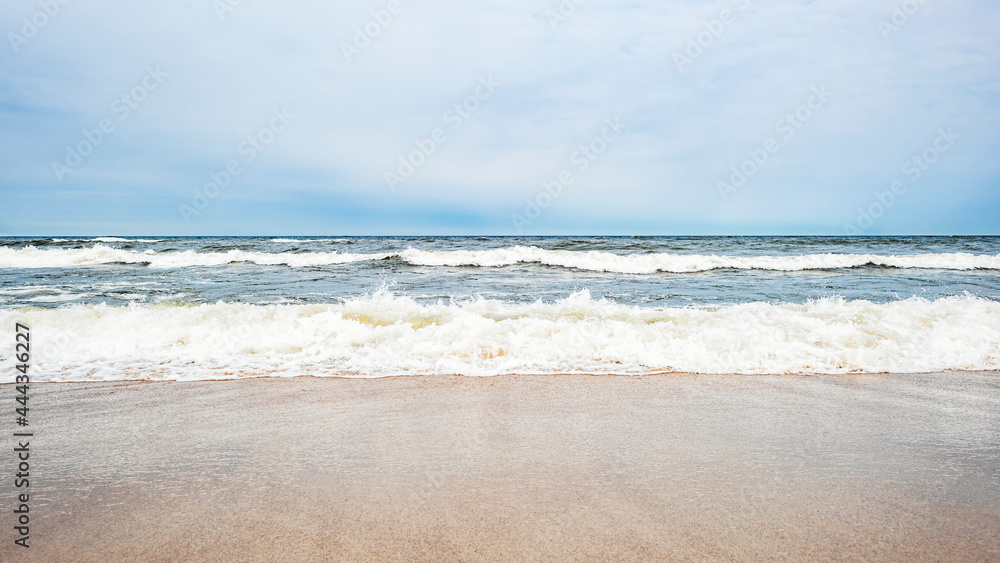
[1,236,999,381]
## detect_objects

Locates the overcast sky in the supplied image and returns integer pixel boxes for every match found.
[2,0,998,235]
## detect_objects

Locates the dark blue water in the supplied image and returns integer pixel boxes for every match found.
[1,236,999,308]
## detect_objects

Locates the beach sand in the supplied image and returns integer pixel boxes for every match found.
[3,372,999,561]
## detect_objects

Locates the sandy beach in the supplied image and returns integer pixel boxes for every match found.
[3,372,999,561]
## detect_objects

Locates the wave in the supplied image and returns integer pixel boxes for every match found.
[0,244,387,268]
[89,237,164,243]
[1,244,999,272]
[270,238,340,243]
[2,291,998,381]
[398,247,1000,273]
[1,238,163,246]
[31,237,165,243]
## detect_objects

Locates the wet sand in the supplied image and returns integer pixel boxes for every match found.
[3,372,999,561]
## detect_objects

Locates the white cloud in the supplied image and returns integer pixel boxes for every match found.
[1,0,998,231]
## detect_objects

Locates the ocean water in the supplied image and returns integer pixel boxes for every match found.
[1,236,999,380]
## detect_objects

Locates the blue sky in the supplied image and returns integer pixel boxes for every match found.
[1,0,998,235]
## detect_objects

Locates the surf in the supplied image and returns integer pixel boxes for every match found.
[2,291,998,381]
[2,244,999,273]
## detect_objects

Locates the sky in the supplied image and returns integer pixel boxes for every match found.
[1,0,999,235]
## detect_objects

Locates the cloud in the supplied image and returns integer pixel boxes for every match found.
[1,0,999,234]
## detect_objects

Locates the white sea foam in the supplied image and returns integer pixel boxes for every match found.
[399,247,1000,273]
[2,244,999,272]
[0,244,388,269]
[2,292,998,381]
[39,237,164,243]
[270,238,332,243]
[89,237,163,242]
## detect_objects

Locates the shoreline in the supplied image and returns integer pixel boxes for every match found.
[7,368,995,385]
[3,372,999,561]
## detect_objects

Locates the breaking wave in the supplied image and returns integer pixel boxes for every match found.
[2,245,1000,273]
[2,291,998,381]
